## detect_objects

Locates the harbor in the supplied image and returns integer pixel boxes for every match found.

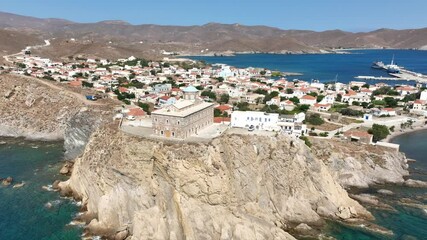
[356,57,427,83]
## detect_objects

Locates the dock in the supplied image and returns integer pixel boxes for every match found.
[360,61,427,83]
[355,76,411,81]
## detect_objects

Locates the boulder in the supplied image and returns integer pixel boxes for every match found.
[2,176,13,186]
[377,189,394,195]
[114,228,129,240]
[52,180,61,190]
[404,179,427,188]
[13,181,25,188]
[336,206,352,219]
[60,162,74,175]
[294,223,313,233]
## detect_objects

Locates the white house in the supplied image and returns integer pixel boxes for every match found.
[277,113,307,137]
[279,100,296,111]
[319,94,335,105]
[231,111,279,131]
[420,90,427,101]
[299,95,317,106]
[413,100,426,111]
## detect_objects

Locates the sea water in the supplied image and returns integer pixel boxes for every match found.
[189,49,427,85]
[325,130,427,240]
[0,138,81,239]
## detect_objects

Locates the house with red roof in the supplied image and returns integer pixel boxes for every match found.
[279,100,295,111]
[312,103,332,112]
[215,104,233,116]
[344,130,373,144]
[413,99,426,111]
[299,95,317,106]
[158,96,177,107]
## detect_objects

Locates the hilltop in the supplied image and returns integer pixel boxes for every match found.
[1,11,427,60]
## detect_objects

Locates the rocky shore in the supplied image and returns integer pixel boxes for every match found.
[0,74,113,159]
[0,73,414,239]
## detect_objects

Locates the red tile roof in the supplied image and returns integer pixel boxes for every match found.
[118,87,128,93]
[213,117,231,123]
[128,108,146,117]
[301,95,316,100]
[215,105,232,112]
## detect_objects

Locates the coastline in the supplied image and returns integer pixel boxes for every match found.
[177,47,425,58]
[385,124,427,143]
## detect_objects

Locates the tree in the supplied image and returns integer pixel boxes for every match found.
[219,93,230,104]
[82,81,93,88]
[236,102,250,111]
[216,77,224,82]
[201,90,216,100]
[306,113,325,125]
[214,108,222,117]
[361,102,369,108]
[307,92,318,97]
[297,104,310,112]
[384,97,398,108]
[317,95,325,103]
[286,88,294,94]
[260,70,266,75]
[289,97,300,104]
[340,108,363,117]
[336,94,342,102]
[351,86,360,91]
[137,102,151,114]
[368,124,390,142]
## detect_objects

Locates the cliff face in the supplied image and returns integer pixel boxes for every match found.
[311,139,409,188]
[0,74,111,159]
[64,126,371,239]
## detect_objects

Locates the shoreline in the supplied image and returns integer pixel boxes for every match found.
[178,47,425,58]
[385,124,427,143]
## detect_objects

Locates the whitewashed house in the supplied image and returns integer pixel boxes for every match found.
[231,111,279,131]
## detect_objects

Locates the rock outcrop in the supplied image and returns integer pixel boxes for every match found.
[311,138,409,188]
[0,74,112,159]
[61,125,371,239]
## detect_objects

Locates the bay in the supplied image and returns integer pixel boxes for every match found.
[189,49,427,85]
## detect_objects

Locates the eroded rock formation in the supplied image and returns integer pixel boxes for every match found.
[62,125,373,239]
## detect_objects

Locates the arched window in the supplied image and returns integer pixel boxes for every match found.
[160,130,164,135]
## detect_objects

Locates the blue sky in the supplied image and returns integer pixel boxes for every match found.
[1,0,426,32]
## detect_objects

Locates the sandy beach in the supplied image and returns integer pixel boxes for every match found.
[385,123,427,143]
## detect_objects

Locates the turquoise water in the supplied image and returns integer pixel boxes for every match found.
[0,138,81,239]
[190,50,427,85]
[326,131,427,240]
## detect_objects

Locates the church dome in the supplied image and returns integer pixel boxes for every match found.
[183,85,199,93]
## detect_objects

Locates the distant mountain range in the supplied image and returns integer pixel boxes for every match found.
[1,11,427,61]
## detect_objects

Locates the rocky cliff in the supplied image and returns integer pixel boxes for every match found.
[311,138,409,188]
[61,125,374,239]
[0,74,111,159]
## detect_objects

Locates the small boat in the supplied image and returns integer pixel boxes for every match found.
[371,61,385,69]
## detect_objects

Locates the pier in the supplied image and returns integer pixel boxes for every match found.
[356,68,427,83]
